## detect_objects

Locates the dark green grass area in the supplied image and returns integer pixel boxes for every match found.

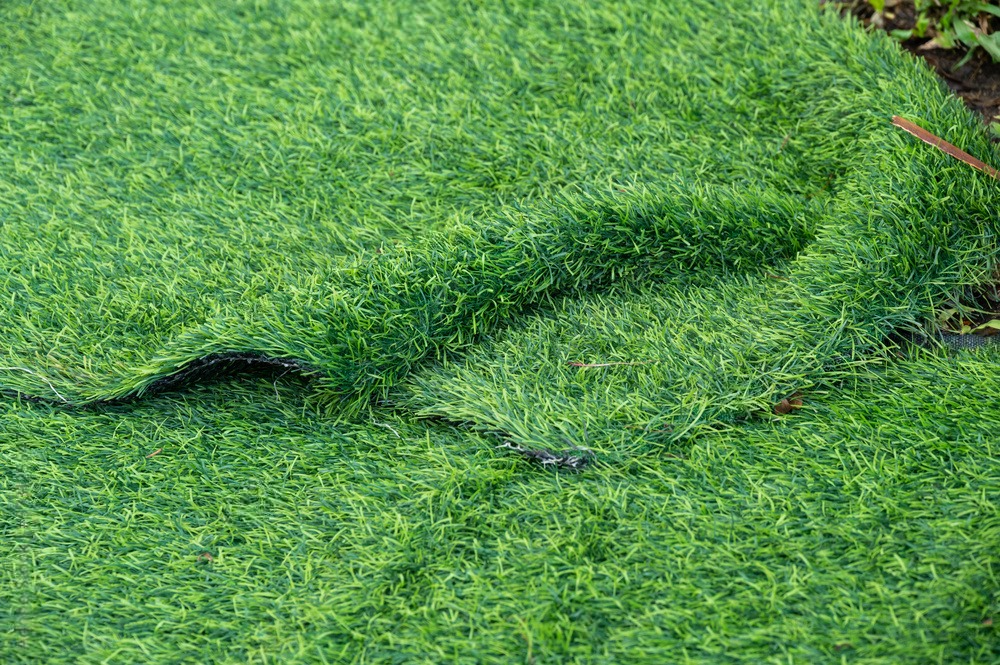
[3,352,997,663]
[3,0,1000,661]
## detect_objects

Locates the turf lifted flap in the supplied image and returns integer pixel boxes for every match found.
[0,0,998,435]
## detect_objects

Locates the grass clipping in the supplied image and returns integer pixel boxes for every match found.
[1,0,999,662]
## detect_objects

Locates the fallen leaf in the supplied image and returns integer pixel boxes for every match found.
[971,319,1000,335]
[938,308,959,327]
[774,394,803,415]
[197,552,214,563]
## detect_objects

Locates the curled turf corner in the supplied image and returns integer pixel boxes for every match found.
[3,352,315,408]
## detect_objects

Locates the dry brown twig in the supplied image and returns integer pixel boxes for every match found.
[891,115,1000,180]
[567,361,654,368]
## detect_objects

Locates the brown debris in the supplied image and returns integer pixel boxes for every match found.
[773,394,804,415]
[891,115,1000,179]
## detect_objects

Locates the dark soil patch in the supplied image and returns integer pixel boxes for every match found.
[843,1,1000,126]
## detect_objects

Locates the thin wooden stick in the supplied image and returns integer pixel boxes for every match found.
[568,361,654,368]
[891,115,1000,180]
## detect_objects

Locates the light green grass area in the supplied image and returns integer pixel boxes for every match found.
[2,0,998,662]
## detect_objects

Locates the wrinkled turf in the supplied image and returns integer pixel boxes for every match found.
[6,0,986,409]
[2,0,999,661]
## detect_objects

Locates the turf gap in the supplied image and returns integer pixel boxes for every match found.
[3,2,999,658]
[496,440,592,470]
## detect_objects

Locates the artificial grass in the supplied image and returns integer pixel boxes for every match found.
[2,0,998,661]
[4,352,997,663]
[2,0,972,406]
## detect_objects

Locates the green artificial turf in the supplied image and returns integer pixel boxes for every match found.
[4,351,998,663]
[2,0,998,661]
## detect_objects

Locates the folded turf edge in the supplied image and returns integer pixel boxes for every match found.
[1,181,820,408]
